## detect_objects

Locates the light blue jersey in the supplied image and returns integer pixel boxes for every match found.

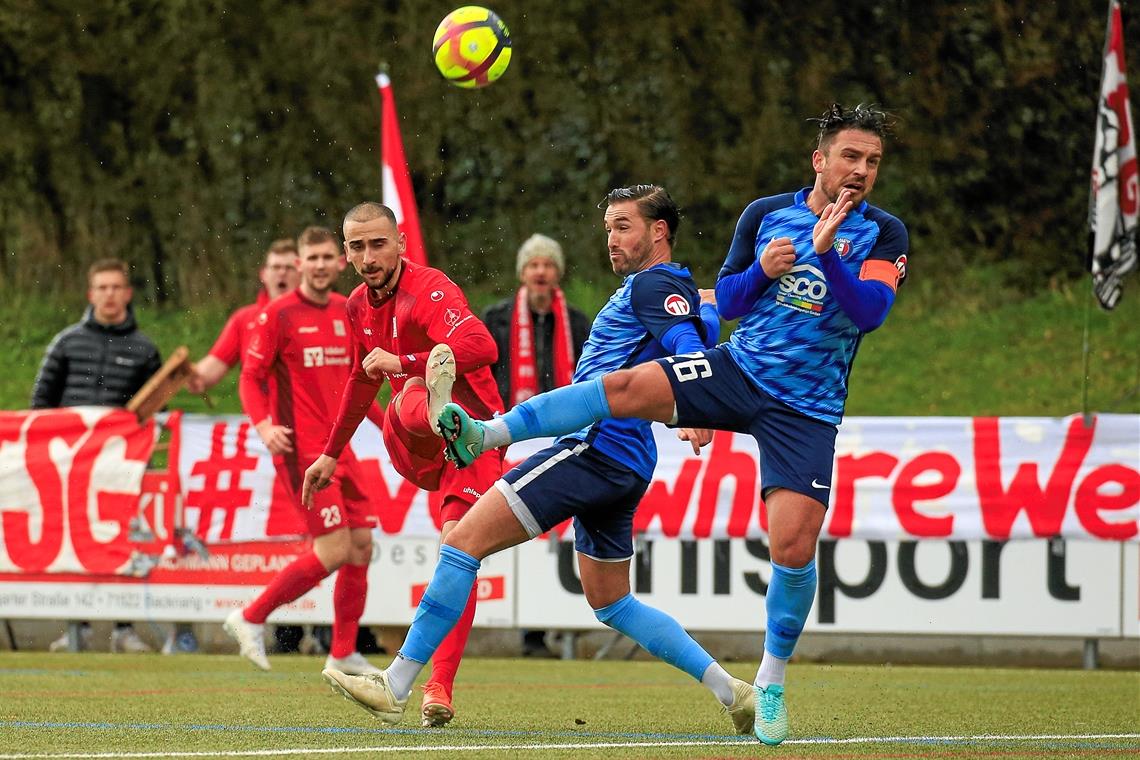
[720,189,908,424]
[563,263,707,480]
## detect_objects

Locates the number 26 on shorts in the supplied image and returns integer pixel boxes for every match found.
[665,353,712,382]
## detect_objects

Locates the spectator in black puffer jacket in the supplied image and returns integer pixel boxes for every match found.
[32,257,161,654]
[32,258,162,409]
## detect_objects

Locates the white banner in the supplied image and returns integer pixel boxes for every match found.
[175,413,1140,543]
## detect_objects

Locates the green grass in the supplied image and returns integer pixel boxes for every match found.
[0,653,1136,758]
[3,272,1137,417]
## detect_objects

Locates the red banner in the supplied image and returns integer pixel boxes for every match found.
[0,407,158,575]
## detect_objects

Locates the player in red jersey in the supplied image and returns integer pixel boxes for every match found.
[303,202,504,728]
[224,226,384,677]
[188,239,300,393]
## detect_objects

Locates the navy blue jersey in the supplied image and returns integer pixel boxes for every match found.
[719,188,908,424]
[564,263,705,480]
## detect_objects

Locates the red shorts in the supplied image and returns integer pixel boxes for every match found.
[384,383,504,523]
[277,452,376,537]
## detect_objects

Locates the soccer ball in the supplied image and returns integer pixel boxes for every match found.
[432,6,512,89]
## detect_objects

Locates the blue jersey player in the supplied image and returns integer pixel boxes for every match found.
[433,105,908,744]
[323,185,758,734]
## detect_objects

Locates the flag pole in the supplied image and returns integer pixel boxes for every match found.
[1080,279,1094,425]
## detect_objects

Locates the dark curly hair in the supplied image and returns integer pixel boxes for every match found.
[810,103,893,152]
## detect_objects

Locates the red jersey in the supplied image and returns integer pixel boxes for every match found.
[208,290,270,366]
[325,259,503,458]
[240,289,355,457]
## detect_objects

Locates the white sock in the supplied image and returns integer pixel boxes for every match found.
[755,651,788,688]
[701,661,736,707]
[481,417,512,449]
[386,653,424,700]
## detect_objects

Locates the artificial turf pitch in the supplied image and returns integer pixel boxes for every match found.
[0,652,1137,758]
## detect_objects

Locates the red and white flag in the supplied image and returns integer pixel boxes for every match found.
[1089,0,1138,310]
[376,72,428,265]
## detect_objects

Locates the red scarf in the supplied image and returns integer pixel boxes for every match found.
[509,286,575,405]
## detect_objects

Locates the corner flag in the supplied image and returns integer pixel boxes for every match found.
[376,72,428,265]
[1089,0,1138,310]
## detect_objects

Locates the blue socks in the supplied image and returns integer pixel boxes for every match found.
[765,559,816,659]
[594,594,713,681]
[502,377,611,441]
[400,545,480,664]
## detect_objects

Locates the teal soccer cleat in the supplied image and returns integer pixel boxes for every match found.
[437,402,488,468]
[753,683,788,745]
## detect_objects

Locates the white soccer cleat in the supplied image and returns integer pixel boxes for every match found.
[109,626,152,654]
[324,651,382,676]
[724,677,755,735]
[223,609,270,671]
[323,667,407,724]
[426,344,457,438]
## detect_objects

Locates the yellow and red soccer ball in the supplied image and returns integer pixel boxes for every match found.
[432,6,512,89]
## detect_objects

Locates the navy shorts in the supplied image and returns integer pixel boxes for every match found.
[657,346,838,507]
[497,439,650,561]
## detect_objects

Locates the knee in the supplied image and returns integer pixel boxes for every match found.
[769,533,818,568]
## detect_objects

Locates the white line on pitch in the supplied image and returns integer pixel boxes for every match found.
[0,733,1137,758]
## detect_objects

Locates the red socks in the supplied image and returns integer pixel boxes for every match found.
[243,551,329,625]
[330,562,369,658]
[426,582,477,692]
[397,383,434,438]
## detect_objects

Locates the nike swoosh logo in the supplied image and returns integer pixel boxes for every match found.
[811,479,829,490]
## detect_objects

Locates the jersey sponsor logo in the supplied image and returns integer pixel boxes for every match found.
[297,325,318,334]
[894,254,908,279]
[833,237,853,257]
[776,263,827,315]
[444,308,461,327]
[663,293,691,316]
[430,290,444,302]
[333,319,346,336]
[302,346,326,367]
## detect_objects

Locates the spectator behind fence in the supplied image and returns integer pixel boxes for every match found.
[481,233,590,657]
[33,258,162,653]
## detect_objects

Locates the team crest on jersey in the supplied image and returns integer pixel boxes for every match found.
[444,308,461,327]
[894,254,908,279]
[257,312,268,325]
[833,238,853,257]
[663,294,691,316]
[430,290,444,302]
[333,319,346,336]
[363,328,373,336]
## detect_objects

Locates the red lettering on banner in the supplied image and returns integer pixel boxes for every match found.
[636,459,702,537]
[2,411,84,571]
[892,452,960,537]
[411,575,504,606]
[355,457,422,534]
[974,416,1095,539]
[184,422,258,540]
[697,431,759,538]
[68,412,155,574]
[1074,464,1140,540]
[829,451,898,537]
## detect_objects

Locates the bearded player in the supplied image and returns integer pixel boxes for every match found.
[302,202,504,728]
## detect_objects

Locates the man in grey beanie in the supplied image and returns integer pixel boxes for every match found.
[482,233,591,410]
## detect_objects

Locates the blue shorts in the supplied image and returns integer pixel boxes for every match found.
[657,346,838,507]
[497,439,650,561]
